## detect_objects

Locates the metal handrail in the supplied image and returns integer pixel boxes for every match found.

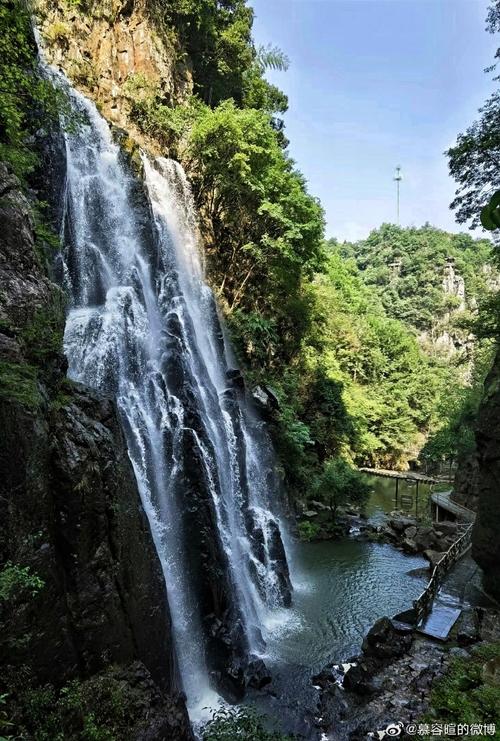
[413,523,474,624]
[431,490,476,524]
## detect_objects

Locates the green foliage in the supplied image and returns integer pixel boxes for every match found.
[202,706,291,741]
[20,301,65,368]
[187,100,324,316]
[447,91,500,231]
[4,669,151,741]
[480,190,500,231]
[422,345,495,466]
[0,0,73,180]
[150,0,256,107]
[0,362,41,409]
[340,225,495,334]
[426,642,500,734]
[297,521,321,542]
[314,458,371,516]
[0,562,44,602]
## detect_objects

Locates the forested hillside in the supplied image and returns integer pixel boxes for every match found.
[341,224,495,342]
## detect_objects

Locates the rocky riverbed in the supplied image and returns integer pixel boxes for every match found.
[369,514,466,568]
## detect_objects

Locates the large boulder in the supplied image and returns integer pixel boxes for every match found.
[361,617,413,661]
[389,517,416,533]
[251,384,280,415]
[343,661,376,695]
[423,549,446,569]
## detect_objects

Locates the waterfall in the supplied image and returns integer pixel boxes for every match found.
[57,79,293,716]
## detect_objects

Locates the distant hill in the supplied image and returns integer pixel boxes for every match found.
[337,224,497,356]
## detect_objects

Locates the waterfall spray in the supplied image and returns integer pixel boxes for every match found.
[52,72,293,717]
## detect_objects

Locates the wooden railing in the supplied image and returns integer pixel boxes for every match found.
[412,523,474,624]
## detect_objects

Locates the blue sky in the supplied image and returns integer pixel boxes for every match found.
[251,0,498,241]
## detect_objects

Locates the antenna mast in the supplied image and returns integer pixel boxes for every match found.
[394,165,402,225]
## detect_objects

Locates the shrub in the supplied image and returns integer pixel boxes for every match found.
[297,521,321,542]
[424,642,500,734]
[0,563,45,602]
[202,707,291,741]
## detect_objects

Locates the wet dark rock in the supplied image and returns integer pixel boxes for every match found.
[423,549,446,568]
[361,617,413,661]
[268,519,293,607]
[226,367,245,389]
[415,527,441,552]
[244,657,272,689]
[389,517,416,533]
[456,608,481,645]
[407,566,430,579]
[0,163,191,738]
[435,521,458,536]
[343,662,375,695]
[470,348,500,601]
[401,537,419,554]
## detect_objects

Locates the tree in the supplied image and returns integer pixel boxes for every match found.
[202,707,291,741]
[447,92,500,228]
[314,458,370,517]
[0,0,73,179]
[446,0,500,228]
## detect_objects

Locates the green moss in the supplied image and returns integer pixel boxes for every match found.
[424,642,500,736]
[0,362,41,409]
[50,378,76,411]
[20,300,65,368]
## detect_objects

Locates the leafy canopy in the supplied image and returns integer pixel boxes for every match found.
[0,0,72,179]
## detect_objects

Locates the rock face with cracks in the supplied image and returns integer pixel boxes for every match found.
[0,161,191,739]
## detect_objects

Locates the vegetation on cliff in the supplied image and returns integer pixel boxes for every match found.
[0,0,72,180]
[340,224,494,335]
[43,0,497,503]
[425,642,500,732]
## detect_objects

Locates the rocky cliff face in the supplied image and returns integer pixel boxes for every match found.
[36,0,192,150]
[470,346,500,601]
[0,160,191,737]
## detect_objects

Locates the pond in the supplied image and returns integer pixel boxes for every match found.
[363,473,436,524]
[253,536,428,738]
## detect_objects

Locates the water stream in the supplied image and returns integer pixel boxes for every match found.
[55,75,292,719]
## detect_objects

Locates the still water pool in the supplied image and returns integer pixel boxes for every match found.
[254,535,428,737]
[363,473,435,524]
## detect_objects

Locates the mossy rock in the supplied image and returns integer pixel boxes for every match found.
[0,362,42,409]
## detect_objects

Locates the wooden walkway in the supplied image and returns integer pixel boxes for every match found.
[413,523,474,638]
[431,490,476,524]
[359,467,438,484]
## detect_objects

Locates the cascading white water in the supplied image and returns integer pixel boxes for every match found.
[56,77,293,717]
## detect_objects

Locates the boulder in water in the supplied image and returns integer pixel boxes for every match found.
[226,368,245,389]
[244,657,272,689]
[361,617,413,660]
[343,661,376,695]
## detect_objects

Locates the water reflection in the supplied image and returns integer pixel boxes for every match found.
[363,474,434,524]
[265,539,426,671]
